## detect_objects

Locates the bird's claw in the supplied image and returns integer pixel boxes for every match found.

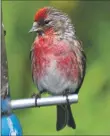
[31,92,41,98]
[31,93,41,107]
[62,90,70,105]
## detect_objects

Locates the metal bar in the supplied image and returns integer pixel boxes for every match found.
[10,94,78,110]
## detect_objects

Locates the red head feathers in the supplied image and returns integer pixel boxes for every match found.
[34,7,47,22]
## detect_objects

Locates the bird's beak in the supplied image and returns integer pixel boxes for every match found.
[29,22,43,33]
[29,22,38,33]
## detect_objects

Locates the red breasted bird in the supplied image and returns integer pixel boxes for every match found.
[29,7,86,131]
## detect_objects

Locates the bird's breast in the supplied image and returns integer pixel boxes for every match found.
[32,36,80,94]
[32,36,72,77]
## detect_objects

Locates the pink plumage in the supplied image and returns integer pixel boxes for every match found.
[30,7,86,131]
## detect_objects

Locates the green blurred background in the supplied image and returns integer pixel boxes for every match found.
[2,0,110,135]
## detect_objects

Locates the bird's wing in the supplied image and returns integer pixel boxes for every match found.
[71,39,86,94]
[30,44,35,83]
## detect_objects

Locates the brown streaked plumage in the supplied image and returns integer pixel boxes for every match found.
[29,7,86,131]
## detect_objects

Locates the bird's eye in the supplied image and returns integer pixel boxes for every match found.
[44,20,50,24]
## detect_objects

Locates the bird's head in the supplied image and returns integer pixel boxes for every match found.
[29,7,75,38]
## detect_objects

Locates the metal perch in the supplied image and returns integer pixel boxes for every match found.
[10,94,78,110]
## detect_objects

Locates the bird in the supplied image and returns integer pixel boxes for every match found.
[29,7,86,131]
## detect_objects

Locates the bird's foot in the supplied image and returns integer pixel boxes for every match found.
[31,92,41,98]
[31,92,41,107]
[63,89,70,96]
[63,90,70,105]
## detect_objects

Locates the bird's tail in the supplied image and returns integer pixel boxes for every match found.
[56,104,76,131]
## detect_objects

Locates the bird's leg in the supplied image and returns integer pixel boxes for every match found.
[63,89,70,105]
[31,92,42,98]
[31,91,44,107]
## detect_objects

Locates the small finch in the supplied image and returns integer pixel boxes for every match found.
[29,7,86,131]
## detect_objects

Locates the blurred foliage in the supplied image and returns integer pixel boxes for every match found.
[2,1,110,135]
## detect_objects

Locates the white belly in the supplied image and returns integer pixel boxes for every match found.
[37,60,78,95]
